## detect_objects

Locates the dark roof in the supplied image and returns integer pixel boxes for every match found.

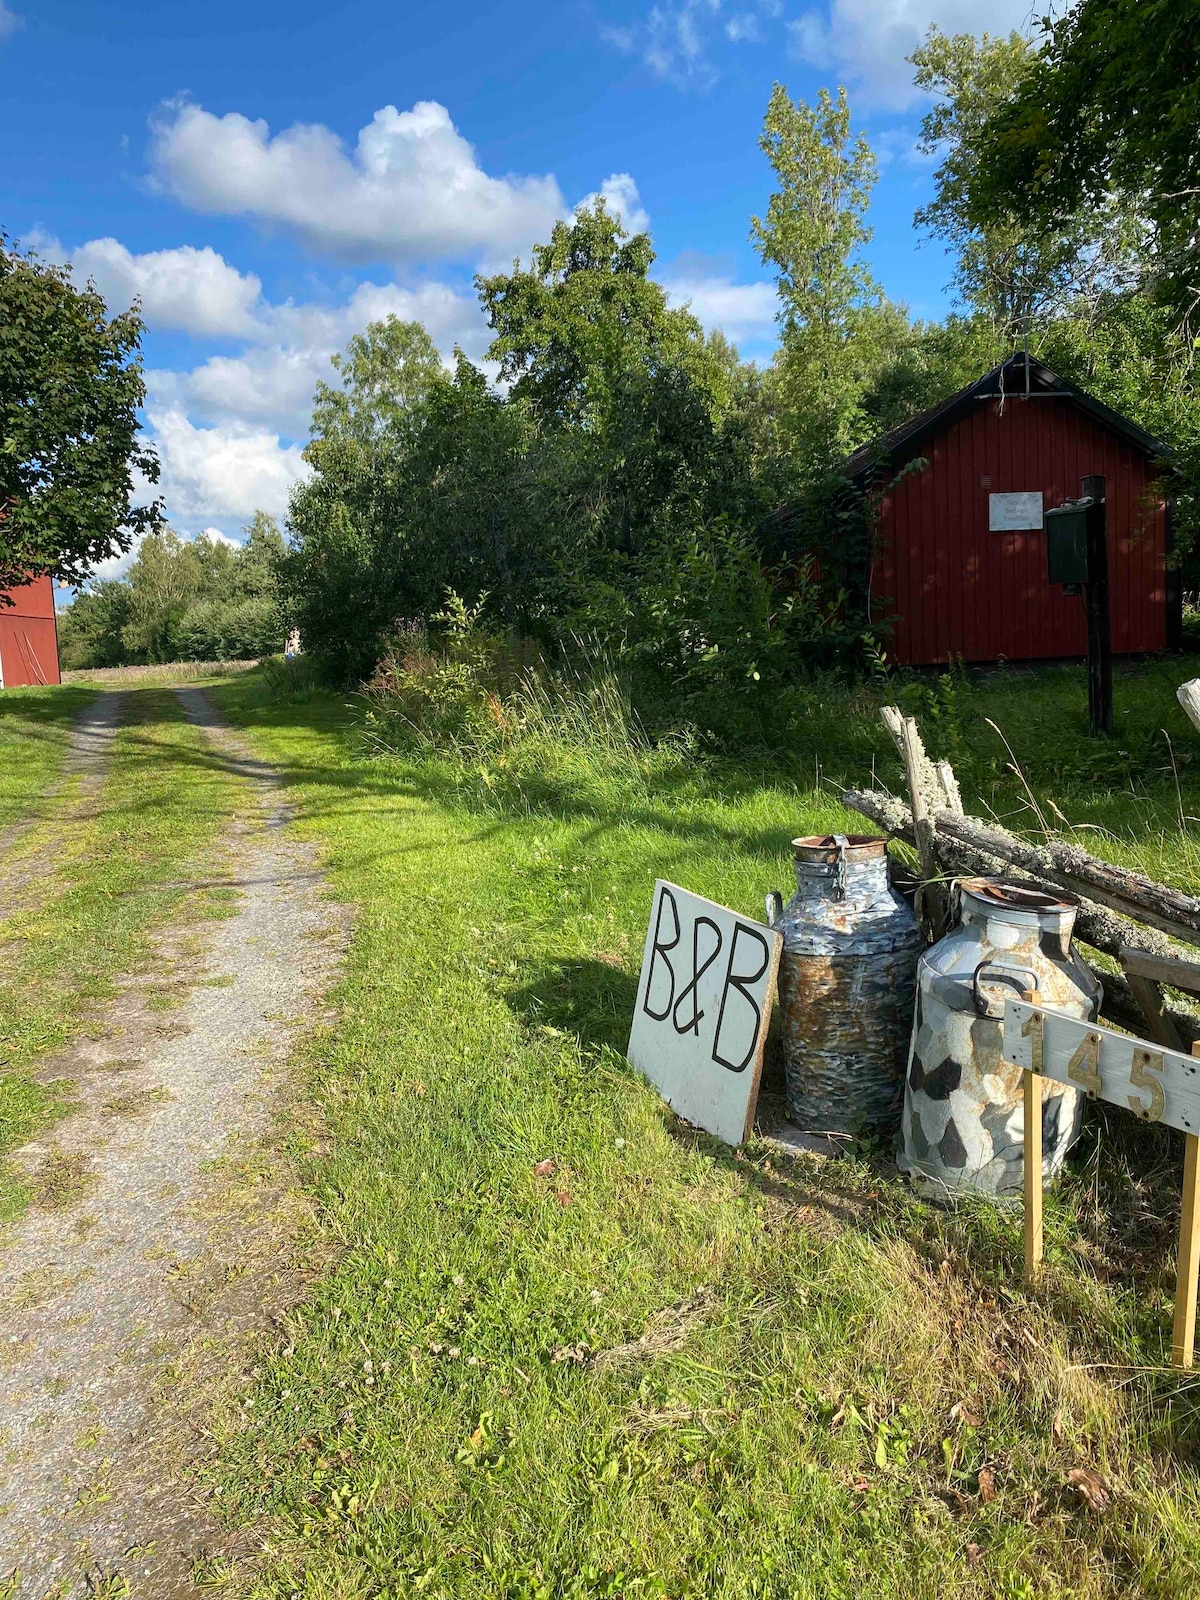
[843,353,1168,482]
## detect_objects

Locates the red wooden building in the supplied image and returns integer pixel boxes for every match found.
[0,576,62,688]
[846,354,1173,666]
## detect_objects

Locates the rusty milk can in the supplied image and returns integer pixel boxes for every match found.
[900,879,1103,1198]
[767,834,922,1135]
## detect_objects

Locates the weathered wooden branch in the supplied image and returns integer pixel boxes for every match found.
[844,787,1195,960]
[850,682,1200,1054]
[1099,970,1200,1050]
[1119,946,1200,994]
[843,784,1200,1048]
[933,812,1200,948]
[880,705,963,940]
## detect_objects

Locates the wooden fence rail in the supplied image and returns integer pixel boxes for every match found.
[843,702,1200,1054]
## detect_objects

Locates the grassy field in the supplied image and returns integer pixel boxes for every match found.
[0,683,98,833]
[0,687,246,1217]
[60,658,261,686]
[196,656,1200,1600]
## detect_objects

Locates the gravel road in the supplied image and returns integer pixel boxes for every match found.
[0,688,346,1597]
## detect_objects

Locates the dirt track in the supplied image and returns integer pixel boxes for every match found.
[0,688,346,1597]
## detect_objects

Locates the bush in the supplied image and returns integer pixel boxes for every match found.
[358,592,692,816]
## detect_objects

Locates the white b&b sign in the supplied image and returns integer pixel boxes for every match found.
[627,880,782,1145]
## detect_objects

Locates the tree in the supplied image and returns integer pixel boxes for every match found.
[910,27,1141,347]
[970,0,1200,328]
[0,235,160,596]
[751,86,892,474]
[286,319,449,678]
[477,200,715,429]
[55,580,133,671]
[57,516,285,668]
[309,317,445,462]
[231,511,286,599]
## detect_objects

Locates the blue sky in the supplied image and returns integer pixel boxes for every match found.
[2,0,1033,568]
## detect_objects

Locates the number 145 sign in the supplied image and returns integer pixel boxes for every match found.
[1003,997,1200,1369]
[1002,998,1200,1135]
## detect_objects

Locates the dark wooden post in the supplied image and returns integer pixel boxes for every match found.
[1081,473,1113,736]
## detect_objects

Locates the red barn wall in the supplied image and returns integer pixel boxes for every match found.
[0,576,62,688]
[871,396,1167,666]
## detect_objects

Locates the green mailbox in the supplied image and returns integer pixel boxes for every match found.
[1044,498,1091,587]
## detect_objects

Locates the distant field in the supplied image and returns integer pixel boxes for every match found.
[61,658,263,685]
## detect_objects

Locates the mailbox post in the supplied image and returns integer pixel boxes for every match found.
[1045,474,1113,736]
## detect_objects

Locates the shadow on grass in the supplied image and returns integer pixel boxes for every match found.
[506,955,640,1056]
[505,951,1200,1464]
[87,683,813,873]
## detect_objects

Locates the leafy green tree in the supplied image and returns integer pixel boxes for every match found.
[751,86,893,474]
[477,200,716,428]
[970,0,1199,328]
[231,511,286,598]
[478,202,765,561]
[309,317,445,462]
[117,530,206,661]
[56,580,133,670]
[287,211,780,680]
[57,517,285,668]
[910,27,1141,347]
[0,235,161,595]
[285,318,452,678]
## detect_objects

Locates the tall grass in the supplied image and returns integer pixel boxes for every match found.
[359,628,697,816]
[61,657,263,686]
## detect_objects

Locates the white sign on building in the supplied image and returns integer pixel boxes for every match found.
[989,491,1045,531]
[628,881,782,1145]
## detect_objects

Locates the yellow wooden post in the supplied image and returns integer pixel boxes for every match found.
[1170,1042,1200,1369]
[1024,1066,1044,1282]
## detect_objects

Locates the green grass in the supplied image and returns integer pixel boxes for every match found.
[60,658,264,687]
[0,683,98,832]
[0,688,246,1216]
[196,657,1200,1600]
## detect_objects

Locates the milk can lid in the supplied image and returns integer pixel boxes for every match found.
[792,833,888,864]
[958,878,1078,916]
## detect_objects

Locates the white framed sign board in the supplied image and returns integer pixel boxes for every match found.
[628,880,782,1146]
[1002,998,1200,1368]
[1002,998,1200,1135]
[989,491,1044,531]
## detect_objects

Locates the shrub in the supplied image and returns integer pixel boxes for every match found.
[358,591,692,816]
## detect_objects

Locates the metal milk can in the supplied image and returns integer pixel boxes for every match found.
[767,834,922,1135]
[900,879,1103,1198]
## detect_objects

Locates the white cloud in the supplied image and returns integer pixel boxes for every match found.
[660,264,779,346]
[0,3,22,41]
[147,410,310,525]
[725,12,764,42]
[150,99,568,265]
[642,0,722,85]
[788,0,1035,109]
[69,238,264,337]
[608,0,781,83]
[872,124,940,171]
[147,276,486,438]
[576,173,650,236]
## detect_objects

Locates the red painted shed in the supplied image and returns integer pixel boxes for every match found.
[847,355,1173,667]
[0,575,62,688]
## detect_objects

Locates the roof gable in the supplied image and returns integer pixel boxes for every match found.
[844,354,1167,482]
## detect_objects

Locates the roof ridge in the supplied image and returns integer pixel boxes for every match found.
[843,354,1166,481]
